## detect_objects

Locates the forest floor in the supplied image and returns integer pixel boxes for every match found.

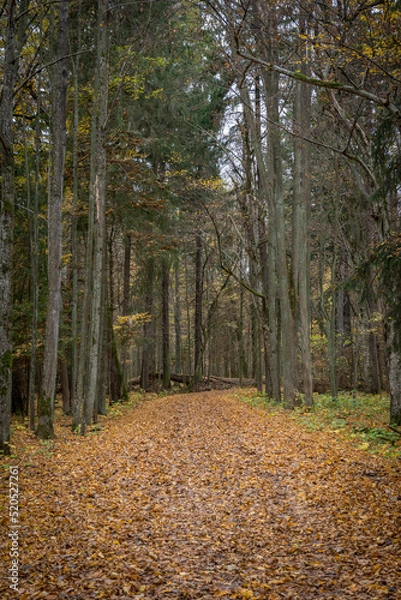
[1,390,401,600]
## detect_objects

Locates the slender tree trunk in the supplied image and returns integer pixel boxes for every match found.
[37,0,69,439]
[77,0,109,432]
[121,233,132,386]
[324,255,338,398]
[292,44,313,406]
[239,76,281,401]
[237,275,248,384]
[82,0,109,432]
[184,250,192,377]
[255,75,279,400]
[141,257,155,390]
[266,68,297,408]
[70,0,82,414]
[194,230,203,385]
[262,216,281,402]
[107,228,124,403]
[251,301,263,392]
[353,315,360,393]
[365,285,382,394]
[60,352,71,415]
[107,308,123,403]
[24,87,40,431]
[96,237,108,415]
[162,254,171,389]
[174,260,181,373]
[388,321,401,425]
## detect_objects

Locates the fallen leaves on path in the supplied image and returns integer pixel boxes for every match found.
[1,390,401,599]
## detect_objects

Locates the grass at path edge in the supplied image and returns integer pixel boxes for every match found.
[235,389,401,460]
[2,388,401,465]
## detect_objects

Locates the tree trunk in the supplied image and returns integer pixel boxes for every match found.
[96,243,108,416]
[238,76,282,401]
[162,254,171,389]
[107,306,123,403]
[37,0,69,439]
[194,230,204,385]
[82,0,109,433]
[292,45,313,407]
[0,0,18,454]
[388,321,401,425]
[60,354,71,415]
[29,36,44,430]
[264,216,281,402]
[121,233,131,386]
[141,257,155,390]
[70,0,82,415]
[237,275,248,384]
[263,65,297,408]
[174,260,181,374]
[251,301,263,392]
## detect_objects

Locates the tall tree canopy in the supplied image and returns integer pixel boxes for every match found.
[1,0,400,452]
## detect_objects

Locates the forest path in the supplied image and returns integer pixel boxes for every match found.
[2,390,401,599]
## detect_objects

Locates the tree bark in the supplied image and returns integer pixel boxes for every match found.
[194,230,204,385]
[162,254,171,389]
[262,63,298,408]
[82,0,109,432]
[37,0,69,439]
[388,321,401,425]
[292,28,313,407]
[174,260,181,374]
[70,0,82,415]
[141,257,155,390]
[0,0,18,454]
[121,233,132,386]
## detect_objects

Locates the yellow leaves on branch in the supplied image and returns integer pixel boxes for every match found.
[113,312,151,342]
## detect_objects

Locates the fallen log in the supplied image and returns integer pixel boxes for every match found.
[128,373,255,391]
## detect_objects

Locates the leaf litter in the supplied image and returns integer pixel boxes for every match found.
[1,390,401,599]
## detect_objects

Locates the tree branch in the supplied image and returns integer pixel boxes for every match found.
[237,49,401,118]
[12,50,90,98]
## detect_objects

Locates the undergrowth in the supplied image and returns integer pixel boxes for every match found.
[236,390,401,460]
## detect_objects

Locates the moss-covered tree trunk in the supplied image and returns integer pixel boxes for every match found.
[0,0,30,451]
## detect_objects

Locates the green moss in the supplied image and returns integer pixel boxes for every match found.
[0,350,13,396]
[36,394,55,440]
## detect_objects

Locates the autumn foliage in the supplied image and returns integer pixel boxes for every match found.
[1,390,401,599]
